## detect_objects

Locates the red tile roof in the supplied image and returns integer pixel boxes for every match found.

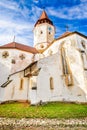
[57,31,87,40]
[0,42,38,54]
[39,10,49,20]
[58,31,72,38]
[43,31,87,53]
[34,10,53,27]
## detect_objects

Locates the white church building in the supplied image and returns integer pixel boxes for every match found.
[0,11,87,104]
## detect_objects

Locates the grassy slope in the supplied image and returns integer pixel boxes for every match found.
[0,102,87,119]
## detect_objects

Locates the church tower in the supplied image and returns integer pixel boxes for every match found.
[33,10,55,52]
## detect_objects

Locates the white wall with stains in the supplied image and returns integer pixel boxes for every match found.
[0,48,33,86]
[0,71,29,102]
[0,33,87,104]
[34,36,87,104]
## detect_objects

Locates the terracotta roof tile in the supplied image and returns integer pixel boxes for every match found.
[39,10,49,19]
[58,31,72,39]
[43,31,87,53]
[0,42,38,54]
[57,31,87,40]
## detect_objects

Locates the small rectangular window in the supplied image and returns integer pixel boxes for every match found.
[32,86,37,90]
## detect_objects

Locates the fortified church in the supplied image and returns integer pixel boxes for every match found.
[0,11,87,104]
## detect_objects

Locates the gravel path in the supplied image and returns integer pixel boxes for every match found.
[0,118,87,130]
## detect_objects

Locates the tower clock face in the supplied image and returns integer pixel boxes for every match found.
[48,26,52,33]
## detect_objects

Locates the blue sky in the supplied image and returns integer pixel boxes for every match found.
[0,0,87,46]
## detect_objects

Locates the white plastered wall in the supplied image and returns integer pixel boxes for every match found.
[34,38,87,104]
[0,48,33,86]
[0,71,29,102]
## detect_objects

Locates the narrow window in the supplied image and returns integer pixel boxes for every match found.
[19,78,23,90]
[11,59,16,64]
[40,31,43,34]
[61,48,69,75]
[49,32,51,34]
[32,80,37,90]
[81,52,87,70]
[30,77,37,90]
[81,40,86,49]
[61,47,73,86]
[50,77,54,90]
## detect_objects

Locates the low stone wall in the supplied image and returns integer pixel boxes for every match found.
[0,118,87,130]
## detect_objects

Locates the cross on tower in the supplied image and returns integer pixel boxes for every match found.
[65,25,69,32]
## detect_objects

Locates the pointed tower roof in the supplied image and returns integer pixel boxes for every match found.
[34,10,53,27]
[39,10,49,19]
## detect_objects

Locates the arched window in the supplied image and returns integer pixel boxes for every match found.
[19,78,24,90]
[61,47,73,86]
[30,77,37,90]
[50,77,54,90]
[81,40,86,49]
[61,47,69,75]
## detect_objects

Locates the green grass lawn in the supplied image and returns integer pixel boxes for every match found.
[0,102,87,119]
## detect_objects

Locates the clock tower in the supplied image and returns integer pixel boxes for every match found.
[33,10,55,52]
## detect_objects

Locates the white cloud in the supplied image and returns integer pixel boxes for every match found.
[0,17,34,45]
[0,0,19,10]
[0,0,45,46]
[0,0,37,46]
[0,0,86,47]
[47,1,87,19]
